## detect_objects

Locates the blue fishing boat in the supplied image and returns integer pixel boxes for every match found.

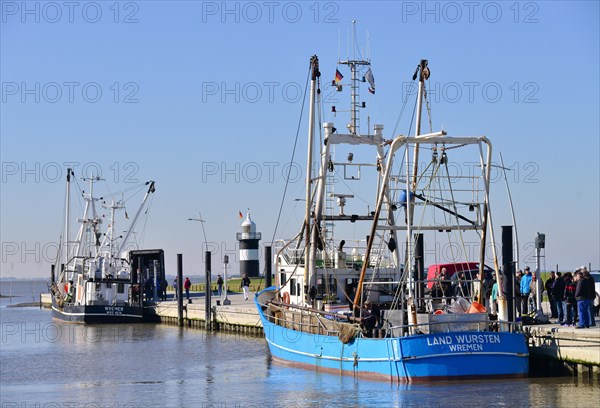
[254,33,528,382]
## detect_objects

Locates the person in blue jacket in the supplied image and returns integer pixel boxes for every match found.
[520,267,533,315]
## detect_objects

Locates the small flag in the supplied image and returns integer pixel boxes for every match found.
[125,211,129,220]
[365,68,375,94]
[335,69,343,83]
[238,211,243,219]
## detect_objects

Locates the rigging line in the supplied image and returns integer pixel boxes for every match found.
[414,159,436,193]
[353,26,364,61]
[272,230,304,295]
[121,184,151,205]
[134,192,153,252]
[424,78,434,133]
[434,162,459,264]
[406,85,419,137]
[392,80,417,137]
[101,183,148,199]
[443,158,471,264]
[71,174,86,214]
[268,64,311,247]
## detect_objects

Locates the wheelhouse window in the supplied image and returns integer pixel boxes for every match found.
[290,278,297,296]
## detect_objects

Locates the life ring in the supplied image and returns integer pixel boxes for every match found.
[282,292,290,304]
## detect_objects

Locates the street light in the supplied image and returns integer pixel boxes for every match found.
[188,212,209,252]
[222,255,231,305]
[188,212,210,309]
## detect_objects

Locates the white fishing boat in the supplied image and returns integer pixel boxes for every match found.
[255,41,528,382]
[50,169,157,323]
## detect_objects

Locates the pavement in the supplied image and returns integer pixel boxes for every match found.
[162,290,256,309]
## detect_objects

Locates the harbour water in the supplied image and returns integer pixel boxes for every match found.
[1,280,599,408]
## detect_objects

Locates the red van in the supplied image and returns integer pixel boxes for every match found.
[426,262,493,289]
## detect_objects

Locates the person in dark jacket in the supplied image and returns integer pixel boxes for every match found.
[452,271,470,299]
[575,271,593,328]
[581,268,597,327]
[562,273,577,326]
[545,271,557,318]
[515,270,523,316]
[552,272,566,324]
[240,274,251,300]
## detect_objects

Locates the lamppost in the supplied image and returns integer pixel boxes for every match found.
[188,212,209,252]
[188,212,211,324]
[188,213,209,301]
[223,255,231,305]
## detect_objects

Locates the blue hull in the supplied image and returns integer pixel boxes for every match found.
[255,289,528,382]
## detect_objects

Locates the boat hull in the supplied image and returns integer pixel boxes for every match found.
[255,290,528,382]
[51,297,143,324]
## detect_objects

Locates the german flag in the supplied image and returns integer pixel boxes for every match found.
[335,69,343,83]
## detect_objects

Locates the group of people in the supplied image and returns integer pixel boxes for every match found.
[430,268,494,309]
[170,274,251,301]
[172,276,192,300]
[516,266,536,315]
[143,277,169,301]
[511,266,597,328]
[544,267,597,328]
[430,265,597,329]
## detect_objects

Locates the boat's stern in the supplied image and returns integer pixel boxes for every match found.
[395,330,529,381]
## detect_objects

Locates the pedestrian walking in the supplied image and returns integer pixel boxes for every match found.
[184,277,192,300]
[217,275,224,297]
[240,274,251,300]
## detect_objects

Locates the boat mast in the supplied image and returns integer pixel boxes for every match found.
[409,60,429,222]
[72,175,101,269]
[63,168,72,283]
[339,21,370,136]
[109,200,117,262]
[406,60,429,292]
[103,199,125,265]
[349,21,358,135]
[477,139,502,303]
[304,55,320,303]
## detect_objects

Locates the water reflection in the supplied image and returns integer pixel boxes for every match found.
[1,305,599,408]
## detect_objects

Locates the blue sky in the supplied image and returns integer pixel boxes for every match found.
[1,1,599,279]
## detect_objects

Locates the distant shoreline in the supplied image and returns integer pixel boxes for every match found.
[6,301,41,308]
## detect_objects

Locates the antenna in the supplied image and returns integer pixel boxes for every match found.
[352,20,356,61]
[338,20,371,135]
[337,29,341,61]
[346,28,350,60]
[366,30,370,60]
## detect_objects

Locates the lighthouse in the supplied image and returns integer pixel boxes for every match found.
[237,212,261,277]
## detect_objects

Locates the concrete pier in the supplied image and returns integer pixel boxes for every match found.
[150,292,263,335]
[526,322,600,380]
